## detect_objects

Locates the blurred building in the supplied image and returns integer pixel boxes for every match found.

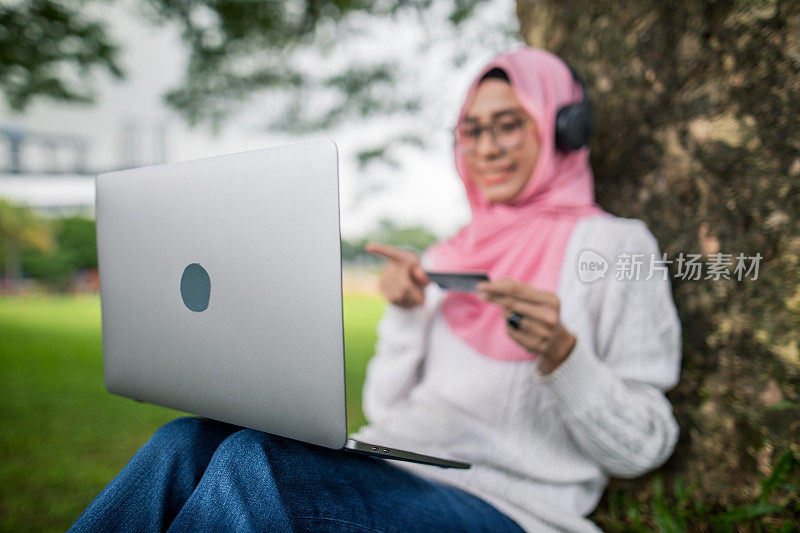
[0,173,95,218]
[0,123,168,218]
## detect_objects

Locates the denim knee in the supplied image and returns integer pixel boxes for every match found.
[153,416,204,440]
[209,429,277,467]
[150,416,231,449]
[218,428,269,451]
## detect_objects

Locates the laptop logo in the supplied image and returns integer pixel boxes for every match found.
[180,263,211,312]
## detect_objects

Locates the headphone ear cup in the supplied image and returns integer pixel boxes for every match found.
[555,102,592,152]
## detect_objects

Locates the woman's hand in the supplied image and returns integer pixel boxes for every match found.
[477,276,576,374]
[365,242,430,308]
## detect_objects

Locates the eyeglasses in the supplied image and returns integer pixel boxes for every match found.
[453,112,529,153]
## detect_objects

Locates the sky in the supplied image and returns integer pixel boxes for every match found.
[0,0,521,239]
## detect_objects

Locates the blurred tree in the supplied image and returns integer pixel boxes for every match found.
[340,220,437,262]
[0,0,123,110]
[0,199,53,279]
[20,241,73,290]
[137,0,505,167]
[341,236,367,262]
[516,0,800,529]
[366,218,437,252]
[0,0,518,170]
[139,0,483,126]
[21,216,96,290]
[57,216,97,270]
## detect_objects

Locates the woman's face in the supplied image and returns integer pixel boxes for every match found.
[460,79,540,204]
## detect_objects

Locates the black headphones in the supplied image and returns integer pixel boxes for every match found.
[555,65,592,152]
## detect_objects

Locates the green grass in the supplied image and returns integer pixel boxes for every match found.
[342,294,386,431]
[0,294,384,532]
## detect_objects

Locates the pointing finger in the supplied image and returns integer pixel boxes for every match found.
[364,242,418,264]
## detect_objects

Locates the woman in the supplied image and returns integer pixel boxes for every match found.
[69,47,681,533]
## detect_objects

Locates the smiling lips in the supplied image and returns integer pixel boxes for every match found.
[480,163,516,184]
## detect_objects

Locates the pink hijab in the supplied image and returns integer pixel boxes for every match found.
[425,47,609,361]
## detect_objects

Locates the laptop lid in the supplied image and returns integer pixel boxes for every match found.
[96,139,348,449]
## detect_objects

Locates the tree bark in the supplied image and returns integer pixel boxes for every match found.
[516,0,800,523]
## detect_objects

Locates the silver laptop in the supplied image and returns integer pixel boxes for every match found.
[95,139,470,470]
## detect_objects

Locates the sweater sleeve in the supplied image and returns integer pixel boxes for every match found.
[535,220,682,479]
[360,254,440,425]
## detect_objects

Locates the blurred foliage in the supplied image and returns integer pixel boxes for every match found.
[138,0,485,130]
[366,217,438,251]
[0,0,498,167]
[517,0,800,528]
[0,0,123,110]
[0,201,96,290]
[137,0,493,169]
[56,216,97,270]
[0,199,54,279]
[21,215,97,290]
[341,237,368,262]
[341,218,437,261]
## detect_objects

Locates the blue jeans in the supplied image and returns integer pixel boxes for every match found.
[68,417,525,532]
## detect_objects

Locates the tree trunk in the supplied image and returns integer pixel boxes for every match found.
[515,0,800,525]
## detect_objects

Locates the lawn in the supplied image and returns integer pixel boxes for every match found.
[0,293,385,532]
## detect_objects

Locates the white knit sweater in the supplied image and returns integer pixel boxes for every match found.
[350,214,682,532]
